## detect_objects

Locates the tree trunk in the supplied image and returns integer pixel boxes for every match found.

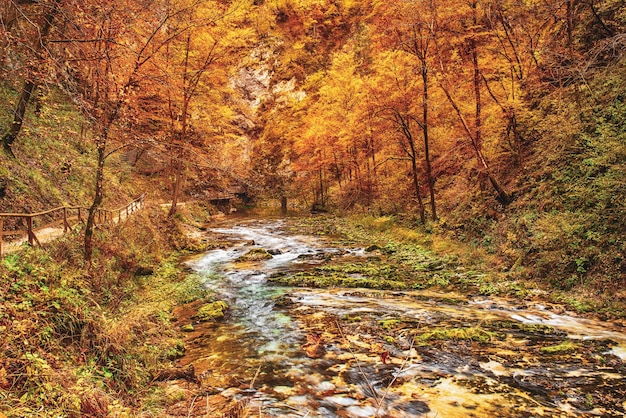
[169,34,192,218]
[433,2,510,205]
[84,140,106,262]
[1,0,60,157]
[410,156,426,224]
[422,60,437,221]
[280,195,287,214]
[470,2,483,152]
[2,81,36,157]
[438,80,511,205]
[169,152,184,217]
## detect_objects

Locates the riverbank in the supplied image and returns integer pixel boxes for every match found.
[280,214,626,320]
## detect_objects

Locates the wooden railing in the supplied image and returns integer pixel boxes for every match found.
[0,193,146,257]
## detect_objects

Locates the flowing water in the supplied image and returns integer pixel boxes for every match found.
[176,218,626,417]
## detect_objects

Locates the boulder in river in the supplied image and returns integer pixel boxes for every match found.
[236,248,273,261]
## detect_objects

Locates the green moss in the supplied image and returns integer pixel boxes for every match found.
[427,274,450,287]
[479,283,501,296]
[181,324,195,332]
[268,272,408,290]
[540,340,578,354]
[342,314,362,322]
[317,262,396,277]
[164,339,186,359]
[237,248,273,261]
[489,321,563,336]
[417,327,496,343]
[174,273,214,304]
[196,300,228,321]
[379,319,402,329]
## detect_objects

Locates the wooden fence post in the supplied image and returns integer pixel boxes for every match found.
[26,216,40,247]
[63,207,69,233]
[27,217,33,246]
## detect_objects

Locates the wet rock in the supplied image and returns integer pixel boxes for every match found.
[392,399,431,415]
[134,265,154,276]
[285,395,309,408]
[273,385,296,397]
[273,295,295,307]
[236,248,273,261]
[195,300,228,321]
[154,364,198,384]
[323,395,358,407]
[220,387,240,398]
[346,405,378,417]
[315,381,336,395]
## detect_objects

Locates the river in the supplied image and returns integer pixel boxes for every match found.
[174,217,626,417]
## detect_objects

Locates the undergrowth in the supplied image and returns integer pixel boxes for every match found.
[0,205,213,417]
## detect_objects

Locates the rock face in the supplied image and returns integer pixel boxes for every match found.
[231,42,306,118]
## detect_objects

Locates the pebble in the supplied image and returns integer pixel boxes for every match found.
[315,381,336,393]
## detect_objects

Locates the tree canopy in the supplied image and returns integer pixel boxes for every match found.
[2,0,625,279]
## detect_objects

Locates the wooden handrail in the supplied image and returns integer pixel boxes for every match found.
[0,193,146,257]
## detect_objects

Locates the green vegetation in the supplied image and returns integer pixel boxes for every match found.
[417,327,496,343]
[236,248,274,262]
[2,0,626,415]
[540,341,579,354]
[196,300,228,321]
[269,271,409,290]
[0,88,136,215]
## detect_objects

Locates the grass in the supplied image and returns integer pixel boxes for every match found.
[301,214,626,317]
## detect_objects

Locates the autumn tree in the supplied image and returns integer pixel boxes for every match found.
[55,0,201,261]
[157,0,255,217]
[371,0,439,220]
[433,0,511,204]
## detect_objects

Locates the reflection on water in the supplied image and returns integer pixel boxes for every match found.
[178,219,626,418]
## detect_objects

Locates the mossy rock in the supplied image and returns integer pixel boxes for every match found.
[540,340,578,354]
[268,272,407,290]
[181,324,195,332]
[236,248,273,261]
[196,300,228,321]
[417,326,496,343]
